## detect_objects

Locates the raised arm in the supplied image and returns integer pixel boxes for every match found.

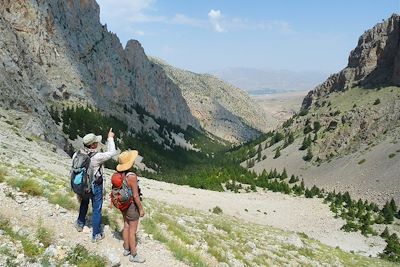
[93,128,118,164]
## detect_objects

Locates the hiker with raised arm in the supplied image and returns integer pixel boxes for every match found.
[110,150,145,263]
[71,128,118,242]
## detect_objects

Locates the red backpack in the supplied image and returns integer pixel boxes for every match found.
[110,172,133,211]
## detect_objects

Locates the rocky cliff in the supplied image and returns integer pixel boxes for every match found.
[151,57,272,143]
[0,0,199,147]
[303,14,400,109]
[246,14,400,205]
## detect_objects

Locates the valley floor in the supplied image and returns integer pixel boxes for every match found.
[140,176,386,257]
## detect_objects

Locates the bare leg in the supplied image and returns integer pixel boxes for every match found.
[122,217,130,250]
[129,220,139,255]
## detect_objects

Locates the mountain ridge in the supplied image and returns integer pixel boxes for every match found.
[150,57,272,143]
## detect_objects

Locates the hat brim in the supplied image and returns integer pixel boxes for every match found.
[116,150,139,172]
[94,135,102,144]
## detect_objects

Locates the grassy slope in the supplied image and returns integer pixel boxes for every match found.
[0,115,396,266]
[250,86,400,204]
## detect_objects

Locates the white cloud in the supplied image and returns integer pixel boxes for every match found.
[208,9,225,32]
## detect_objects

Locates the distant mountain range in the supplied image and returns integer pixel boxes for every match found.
[212,67,328,93]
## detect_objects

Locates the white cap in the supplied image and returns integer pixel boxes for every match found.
[82,133,102,146]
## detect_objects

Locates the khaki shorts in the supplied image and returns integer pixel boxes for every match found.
[123,203,139,221]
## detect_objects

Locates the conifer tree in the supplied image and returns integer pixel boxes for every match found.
[281,168,288,180]
[257,144,262,161]
[381,226,390,239]
[274,146,281,159]
[382,201,395,224]
[300,179,305,190]
[300,136,307,150]
[303,147,313,161]
[390,198,398,214]
[287,132,294,145]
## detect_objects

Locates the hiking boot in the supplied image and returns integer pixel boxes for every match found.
[74,222,83,232]
[91,233,105,243]
[123,248,131,256]
[129,253,145,263]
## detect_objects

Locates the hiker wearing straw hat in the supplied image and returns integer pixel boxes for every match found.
[110,150,145,263]
[73,128,118,243]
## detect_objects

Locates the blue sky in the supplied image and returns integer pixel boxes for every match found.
[96,0,398,74]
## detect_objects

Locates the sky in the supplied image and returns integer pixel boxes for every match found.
[96,0,399,74]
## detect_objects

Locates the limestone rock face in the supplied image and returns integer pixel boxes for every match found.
[303,14,400,109]
[0,0,199,144]
[151,57,271,143]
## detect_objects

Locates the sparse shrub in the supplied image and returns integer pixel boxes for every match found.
[313,121,321,133]
[36,222,54,248]
[48,192,78,210]
[358,159,366,165]
[67,245,107,267]
[212,206,223,215]
[8,178,43,196]
[303,125,313,135]
[389,153,396,159]
[0,168,7,183]
[262,155,267,160]
[373,98,381,105]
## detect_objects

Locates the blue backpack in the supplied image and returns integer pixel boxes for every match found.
[70,150,96,197]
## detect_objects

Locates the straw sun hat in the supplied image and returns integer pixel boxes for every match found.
[116,150,139,172]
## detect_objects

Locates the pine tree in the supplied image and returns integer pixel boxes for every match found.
[303,147,313,161]
[382,201,395,224]
[300,136,307,150]
[381,226,390,239]
[257,144,262,161]
[281,168,288,180]
[289,174,296,183]
[390,198,398,214]
[300,179,305,190]
[288,132,294,144]
[380,233,400,262]
[274,147,281,159]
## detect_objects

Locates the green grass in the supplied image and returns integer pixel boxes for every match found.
[66,244,107,267]
[141,198,397,267]
[7,178,44,196]
[48,192,78,210]
[142,216,209,266]
[36,221,54,248]
[0,218,44,258]
[0,167,7,183]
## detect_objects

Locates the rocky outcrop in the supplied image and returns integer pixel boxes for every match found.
[303,14,400,109]
[150,57,271,143]
[0,0,199,145]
